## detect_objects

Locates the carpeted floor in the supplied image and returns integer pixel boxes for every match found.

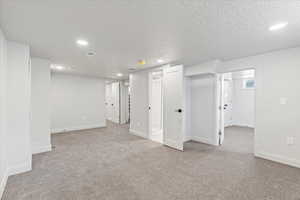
[2,122,300,200]
[222,126,254,154]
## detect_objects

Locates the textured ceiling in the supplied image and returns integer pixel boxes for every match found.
[1,0,300,78]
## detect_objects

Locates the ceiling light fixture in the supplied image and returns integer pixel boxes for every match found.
[157,59,164,63]
[76,39,89,46]
[269,22,288,31]
[51,65,65,71]
[117,73,123,77]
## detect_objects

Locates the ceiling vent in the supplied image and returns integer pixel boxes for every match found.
[128,67,136,71]
[87,52,96,56]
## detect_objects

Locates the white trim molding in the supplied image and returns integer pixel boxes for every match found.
[8,160,32,176]
[255,152,300,169]
[192,136,219,146]
[51,124,106,134]
[184,135,193,142]
[129,129,148,139]
[0,169,8,199]
[32,144,52,155]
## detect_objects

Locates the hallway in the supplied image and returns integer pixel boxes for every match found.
[3,122,300,200]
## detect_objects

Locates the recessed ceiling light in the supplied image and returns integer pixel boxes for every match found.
[116,73,123,77]
[269,22,288,31]
[76,39,89,46]
[51,65,65,71]
[157,59,164,63]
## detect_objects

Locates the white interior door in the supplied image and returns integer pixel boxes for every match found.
[163,65,184,151]
[151,77,162,133]
[224,80,233,127]
[112,82,120,123]
[216,74,225,145]
[105,84,113,120]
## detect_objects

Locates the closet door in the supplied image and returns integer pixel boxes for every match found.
[163,65,184,151]
[105,84,113,120]
[216,74,225,145]
[111,82,120,123]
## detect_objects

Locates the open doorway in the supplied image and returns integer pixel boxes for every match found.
[148,71,163,143]
[219,69,255,153]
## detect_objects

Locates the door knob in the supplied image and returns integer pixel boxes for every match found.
[175,109,182,113]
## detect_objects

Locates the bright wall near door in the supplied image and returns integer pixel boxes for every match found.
[129,71,149,138]
[31,58,51,154]
[231,78,255,128]
[51,73,106,133]
[0,28,8,197]
[219,47,300,168]
[6,41,32,175]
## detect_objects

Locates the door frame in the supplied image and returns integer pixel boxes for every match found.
[216,68,256,147]
[148,70,164,143]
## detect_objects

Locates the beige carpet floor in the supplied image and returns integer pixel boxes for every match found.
[2,122,300,200]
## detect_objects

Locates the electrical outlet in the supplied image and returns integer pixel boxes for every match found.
[286,137,294,145]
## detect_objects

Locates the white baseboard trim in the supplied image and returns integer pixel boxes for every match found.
[129,129,147,139]
[164,139,184,151]
[152,129,163,136]
[0,169,8,199]
[32,144,52,155]
[255,152,300,169]
[230,124,254,128]
[184,135,193,142]
[8,160,32,176]
[51,124,106,134]
[192,136,218,146]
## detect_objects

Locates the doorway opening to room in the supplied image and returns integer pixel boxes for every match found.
[148,71,163,144]
[105,81,130,125]
[218,69,256,154]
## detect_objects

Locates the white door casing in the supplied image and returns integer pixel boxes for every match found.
[224,79,233,127]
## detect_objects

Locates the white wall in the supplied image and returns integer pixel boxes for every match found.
[231,78,255,127]
[188,74,219,145]
[31,58,51,154]
[185,60,220,76]
[51,73,106,133]
[6,41,32,175]
[129,71,149,138]
[0,28,8,199]
[218,47,300,168]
